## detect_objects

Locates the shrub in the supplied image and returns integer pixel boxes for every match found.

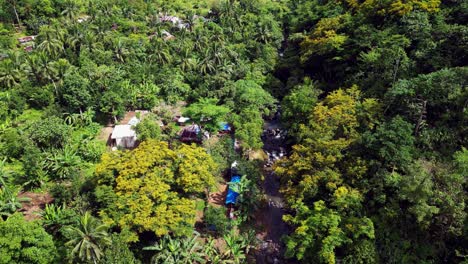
[204,205,230,236]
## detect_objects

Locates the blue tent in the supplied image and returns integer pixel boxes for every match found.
[225,175,241,205]
[219,122,232,131]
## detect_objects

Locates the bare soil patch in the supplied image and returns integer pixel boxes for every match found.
[18,191,53,221]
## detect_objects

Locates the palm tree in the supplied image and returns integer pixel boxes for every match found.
[64,212,111,264]
[121,5,135,20]
[83,30,103,52]
[113,39,129,63]
[218,0,236,21]
[53,58,70,85]
[179,48,196,72]
[193,35,209,52]
[219,60,235,76]
[255,22,273,44]
[33,52,59,95]
[93,20,110,41]
[61,0,80,21]
[26,53,68,96]
[209,43,225,67]
[0,59,22,89]
[148,39,172,65]
[6,0,22,29]
[65,24,83,55]
[25,53,44,84]
[36,25,64,58]
[185,11,198,32]
[146,14,159,28]
[6,50,25,70]
[199,49,216,75]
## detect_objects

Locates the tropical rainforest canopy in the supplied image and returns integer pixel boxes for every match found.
[0,0,466,263]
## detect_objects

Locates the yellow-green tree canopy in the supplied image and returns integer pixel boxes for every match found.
[275,86,380,263]
[340,0,440,16]
[300,15,349,61]
[277,86,380,202]
[94,140,217,241]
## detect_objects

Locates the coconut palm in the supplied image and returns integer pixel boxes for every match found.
[194,34,209,52]
[148,39,172,65]
[65,24,83,54]
[52,58,71,84]
[0,59,22,89]
[36,25,64,58]
[64,211,111,264]
[61,0,80,21]
[179,48,196,72]
[209,43,225,67]
[83,30,103,52]
[7,0,22,28]
[34,52,60,95]
[25,53,44,84]
[199,49,216,75]
[113,39,129,63]
[146,14,159,28]
[255,23,273,44]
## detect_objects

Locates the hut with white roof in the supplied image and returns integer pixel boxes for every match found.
[111,117,140,148]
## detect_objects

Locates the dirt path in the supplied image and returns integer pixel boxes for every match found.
[208,182,228,207]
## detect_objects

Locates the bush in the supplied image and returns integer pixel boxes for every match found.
[204,205,230,236]
[0,213,58,264]
[100,233,140,264]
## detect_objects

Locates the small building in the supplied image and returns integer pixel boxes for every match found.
[18,36,35,44]
[159,14,188,29]
[111,125,137,148]
[179,124,201,143]
[174,116,190,126]
[159,14,181,24]
[111,116,141,149]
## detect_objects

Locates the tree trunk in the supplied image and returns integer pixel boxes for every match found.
[13,4,22,30]
[414,100,427,135]
[50,77,58,97]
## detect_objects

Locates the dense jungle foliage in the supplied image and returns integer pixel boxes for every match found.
[0,0,466,263]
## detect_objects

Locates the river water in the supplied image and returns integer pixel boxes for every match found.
[255,115,292,264]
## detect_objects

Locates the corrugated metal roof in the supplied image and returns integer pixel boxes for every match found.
[111,125,136,139]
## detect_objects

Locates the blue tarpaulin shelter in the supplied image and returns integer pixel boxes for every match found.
[219,122,231,132]
[225,175,241,205]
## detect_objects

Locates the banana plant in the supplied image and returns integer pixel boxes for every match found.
[0,159,29,218]
[203,238,225,264]
[144,231,206,264]
[222,229,258,264]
